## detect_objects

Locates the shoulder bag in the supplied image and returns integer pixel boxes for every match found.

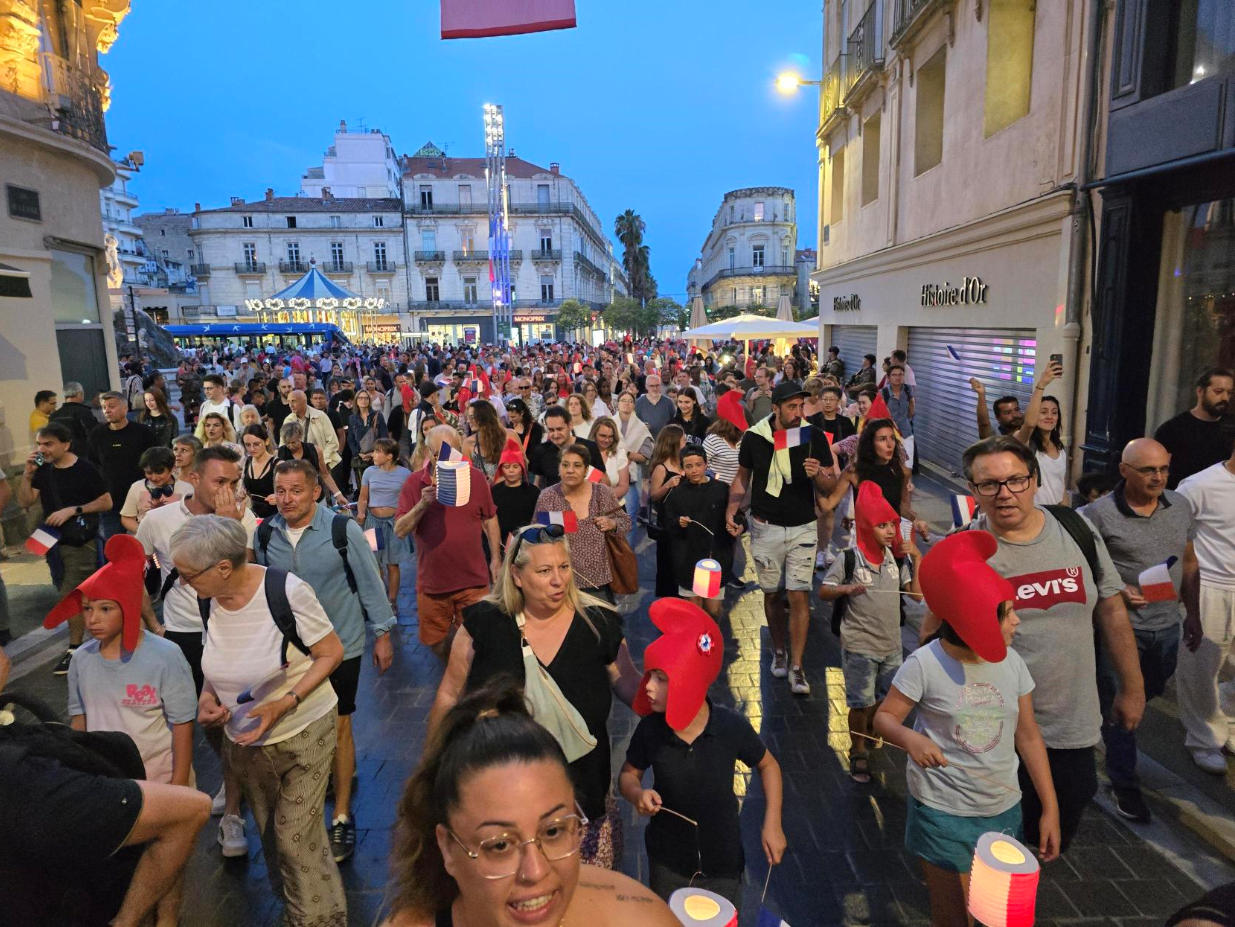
[515,612,597,763]
[598,504,638,595]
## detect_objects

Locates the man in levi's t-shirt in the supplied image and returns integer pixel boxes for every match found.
[923,436,1143,855]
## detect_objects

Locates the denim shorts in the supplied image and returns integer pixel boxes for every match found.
[905,795,1023,873]
[841,648,903,709]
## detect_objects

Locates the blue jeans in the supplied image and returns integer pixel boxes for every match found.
[98,512,126,565]
[1097,623,1180,790]
[623,483,640,545]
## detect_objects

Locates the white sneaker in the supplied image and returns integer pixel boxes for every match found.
[218,813,248,857]
[211,783,227,816]
[770,651,788,678]
[789,667,811,696]
[1190,747,1228,775]
[815,551,827,569]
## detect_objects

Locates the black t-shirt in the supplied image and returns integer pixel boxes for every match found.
[665,479,732,586]
[527,438,604,488]
[810,411,857,444]
[737,419,835,526]
[48,402,99,457]
[1153,411,1235,489]
[462,601,623,820]
[87,422,157,514]
[31,457,109,543]
[624,702,767,878]
[491,481,541,550]
[266,397,292,436]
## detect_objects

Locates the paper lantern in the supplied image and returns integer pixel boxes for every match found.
[967,832,1040,927]
[693,559,722,599]
[436,460,472,507]
[668,887,737,927]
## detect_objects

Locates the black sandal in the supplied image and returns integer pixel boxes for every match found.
[850,754,871,783]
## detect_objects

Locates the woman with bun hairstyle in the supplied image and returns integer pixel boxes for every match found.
[874,531,1060,927]
[384,680,677,927]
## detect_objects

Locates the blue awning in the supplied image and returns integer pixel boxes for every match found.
[268,267,360,302]
[164,322,348,341]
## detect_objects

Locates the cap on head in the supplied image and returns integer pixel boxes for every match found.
[770,381,809,405]
[633,599,723,731]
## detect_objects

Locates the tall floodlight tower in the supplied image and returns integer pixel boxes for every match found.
[484,103,512,345]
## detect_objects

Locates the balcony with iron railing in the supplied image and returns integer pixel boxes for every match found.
[846,0,885,101]
[530,249,562,262]
[406,202,488,216]
[819,53,851,137]
[413,251,445,263]
[573,251,607,279]
[234,262,266,275]
[367,261,396,273]
[190,264,211,277]
[453,250,489,263]
[700,264,797,293]
[38,53,109,155]
[889,0,945,49]
[321,261,354,274]
[279,260,308,274]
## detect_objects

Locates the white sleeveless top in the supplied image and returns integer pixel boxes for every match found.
[1034,448,1068,506]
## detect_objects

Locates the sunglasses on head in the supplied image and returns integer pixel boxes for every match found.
[510,523,566,562]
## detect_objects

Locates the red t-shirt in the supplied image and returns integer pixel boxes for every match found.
[396,465,496,594]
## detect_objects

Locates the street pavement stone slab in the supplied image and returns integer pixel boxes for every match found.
[1,513,1224,927]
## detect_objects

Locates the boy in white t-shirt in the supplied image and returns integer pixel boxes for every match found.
[119,446,194,533]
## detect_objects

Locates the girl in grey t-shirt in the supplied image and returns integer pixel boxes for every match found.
[873,532,1061,927]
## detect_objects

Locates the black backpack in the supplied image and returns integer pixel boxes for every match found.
[957,504,1102,586]
[255,513,362,598]
[196,567,309,664]
[829,548,909,636]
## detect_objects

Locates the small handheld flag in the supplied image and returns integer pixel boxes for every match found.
[585,466,605,484]
[1138,556,1178,603]
[692,559,722,599]
[436,460,472,507]
[25,524,60,556]
[950,494,978,528]
[439,442,465,463]
[535,510,579,533]
[772,425,812,451]
[237,663,289,705]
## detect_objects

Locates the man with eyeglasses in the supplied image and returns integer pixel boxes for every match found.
[928,435,1143,854]
[519,379,543,420]
[135,445,257,854]
[636,375,675,438]
[1079,438,1201,816]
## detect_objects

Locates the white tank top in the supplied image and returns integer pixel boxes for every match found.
[1034,448,1068,506]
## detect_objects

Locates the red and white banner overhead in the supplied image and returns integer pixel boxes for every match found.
[441,0,577,39]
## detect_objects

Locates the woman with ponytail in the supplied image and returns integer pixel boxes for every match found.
[384,680,675,927]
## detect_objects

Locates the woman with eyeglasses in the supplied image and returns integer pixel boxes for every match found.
[588,417,630,509]
[171,515,346,926]
[240,424,277,519]
[278,420,347,504]
[426,524,642,871]
[349,388,388,491]
[386,680,675,927]
[534,444,630,602]
[505,398,543,454]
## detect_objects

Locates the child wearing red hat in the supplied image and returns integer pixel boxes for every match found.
[490,436,541,553]
[874,532,1060,927]
[819,481,922,783]
[619,599,786,906]
[47,535,197,788]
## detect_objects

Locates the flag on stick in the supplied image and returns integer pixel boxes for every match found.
[535,510,578,532]
[25,524,60,556]
[585,466,605,484]
[439,443,464,463]
[1138,557,1179,603]
[950,494,978,528]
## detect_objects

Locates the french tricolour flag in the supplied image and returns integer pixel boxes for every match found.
[773,425,812,451]
[1139,557,1178,603]
[25,524,60,556]
[439,443,464,463]
[536,510,579,533]
[950,494,978,528]
[585,466,605,484]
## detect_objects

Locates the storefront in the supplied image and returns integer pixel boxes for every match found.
[814,191,1070,478]
[419,313,494,347]
[1082,1,1235,469]
[362,317,403,345]
[512,310,557,345]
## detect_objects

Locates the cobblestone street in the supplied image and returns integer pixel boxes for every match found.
[4,481,1234,926]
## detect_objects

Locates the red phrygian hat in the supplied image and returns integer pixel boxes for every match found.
[919,531,1014,662]
[44,534,147,651]
[633,599,723,731]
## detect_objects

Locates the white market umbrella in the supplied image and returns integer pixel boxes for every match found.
[775,292,794,321]
[689,294,708,329]
[680,313,818,360]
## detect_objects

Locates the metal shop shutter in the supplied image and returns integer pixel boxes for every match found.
[831,325,878,383]
[906,327,1038,478]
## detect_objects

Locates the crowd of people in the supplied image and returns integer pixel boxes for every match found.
[1,334,1232,927]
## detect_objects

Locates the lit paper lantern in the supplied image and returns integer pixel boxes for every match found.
[967,832,1040,927]
[693,559,722,599]
[668,887,737,927]
[436,460,472,507]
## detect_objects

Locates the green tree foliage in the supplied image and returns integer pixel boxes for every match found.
[555,298,592,335]
[613,210,659,304]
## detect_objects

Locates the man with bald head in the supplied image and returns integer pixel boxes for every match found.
[394,424,500,660]
[1081,438,1201,814]
[287,388,342,470]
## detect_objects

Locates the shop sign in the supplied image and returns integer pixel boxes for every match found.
[833,294,861,312]
[368,323,401,334]
[464,327,477,344]
[514,312,555,323]
[921,276,988,307]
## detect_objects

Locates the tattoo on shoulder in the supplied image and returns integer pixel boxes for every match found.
[615,893,658,904]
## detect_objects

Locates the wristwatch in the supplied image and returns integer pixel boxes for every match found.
[75,506,83,516]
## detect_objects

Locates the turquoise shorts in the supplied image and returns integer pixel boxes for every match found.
[905,796,1023,873]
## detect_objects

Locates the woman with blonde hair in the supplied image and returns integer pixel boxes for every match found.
[200,411,243,457]
[589,416,630,504]
[238,404,275,454]
[426,523,642,870]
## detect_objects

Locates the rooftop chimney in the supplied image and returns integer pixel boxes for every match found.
[340,120,347,132]
[265,188,274,202]
[230,196,244,207]
[550,162,560,175]
[322,187,333,201]
[195,202,201,212]
[508,148,516,158]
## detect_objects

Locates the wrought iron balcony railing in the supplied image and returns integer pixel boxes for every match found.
[530,249,562,261]
[234,262,266,274]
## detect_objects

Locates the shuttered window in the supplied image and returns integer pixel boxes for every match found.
[831,325,879,381]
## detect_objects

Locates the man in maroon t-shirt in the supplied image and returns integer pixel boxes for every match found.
[395,425,501,660]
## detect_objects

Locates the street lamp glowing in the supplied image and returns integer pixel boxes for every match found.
[776,72,802,94]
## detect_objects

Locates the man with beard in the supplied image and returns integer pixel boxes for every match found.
[971,378,1026,439]
[1154,367,1234,489]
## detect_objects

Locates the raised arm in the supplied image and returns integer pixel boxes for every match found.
[1012,362,1062,445]
[970,378,995,440]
